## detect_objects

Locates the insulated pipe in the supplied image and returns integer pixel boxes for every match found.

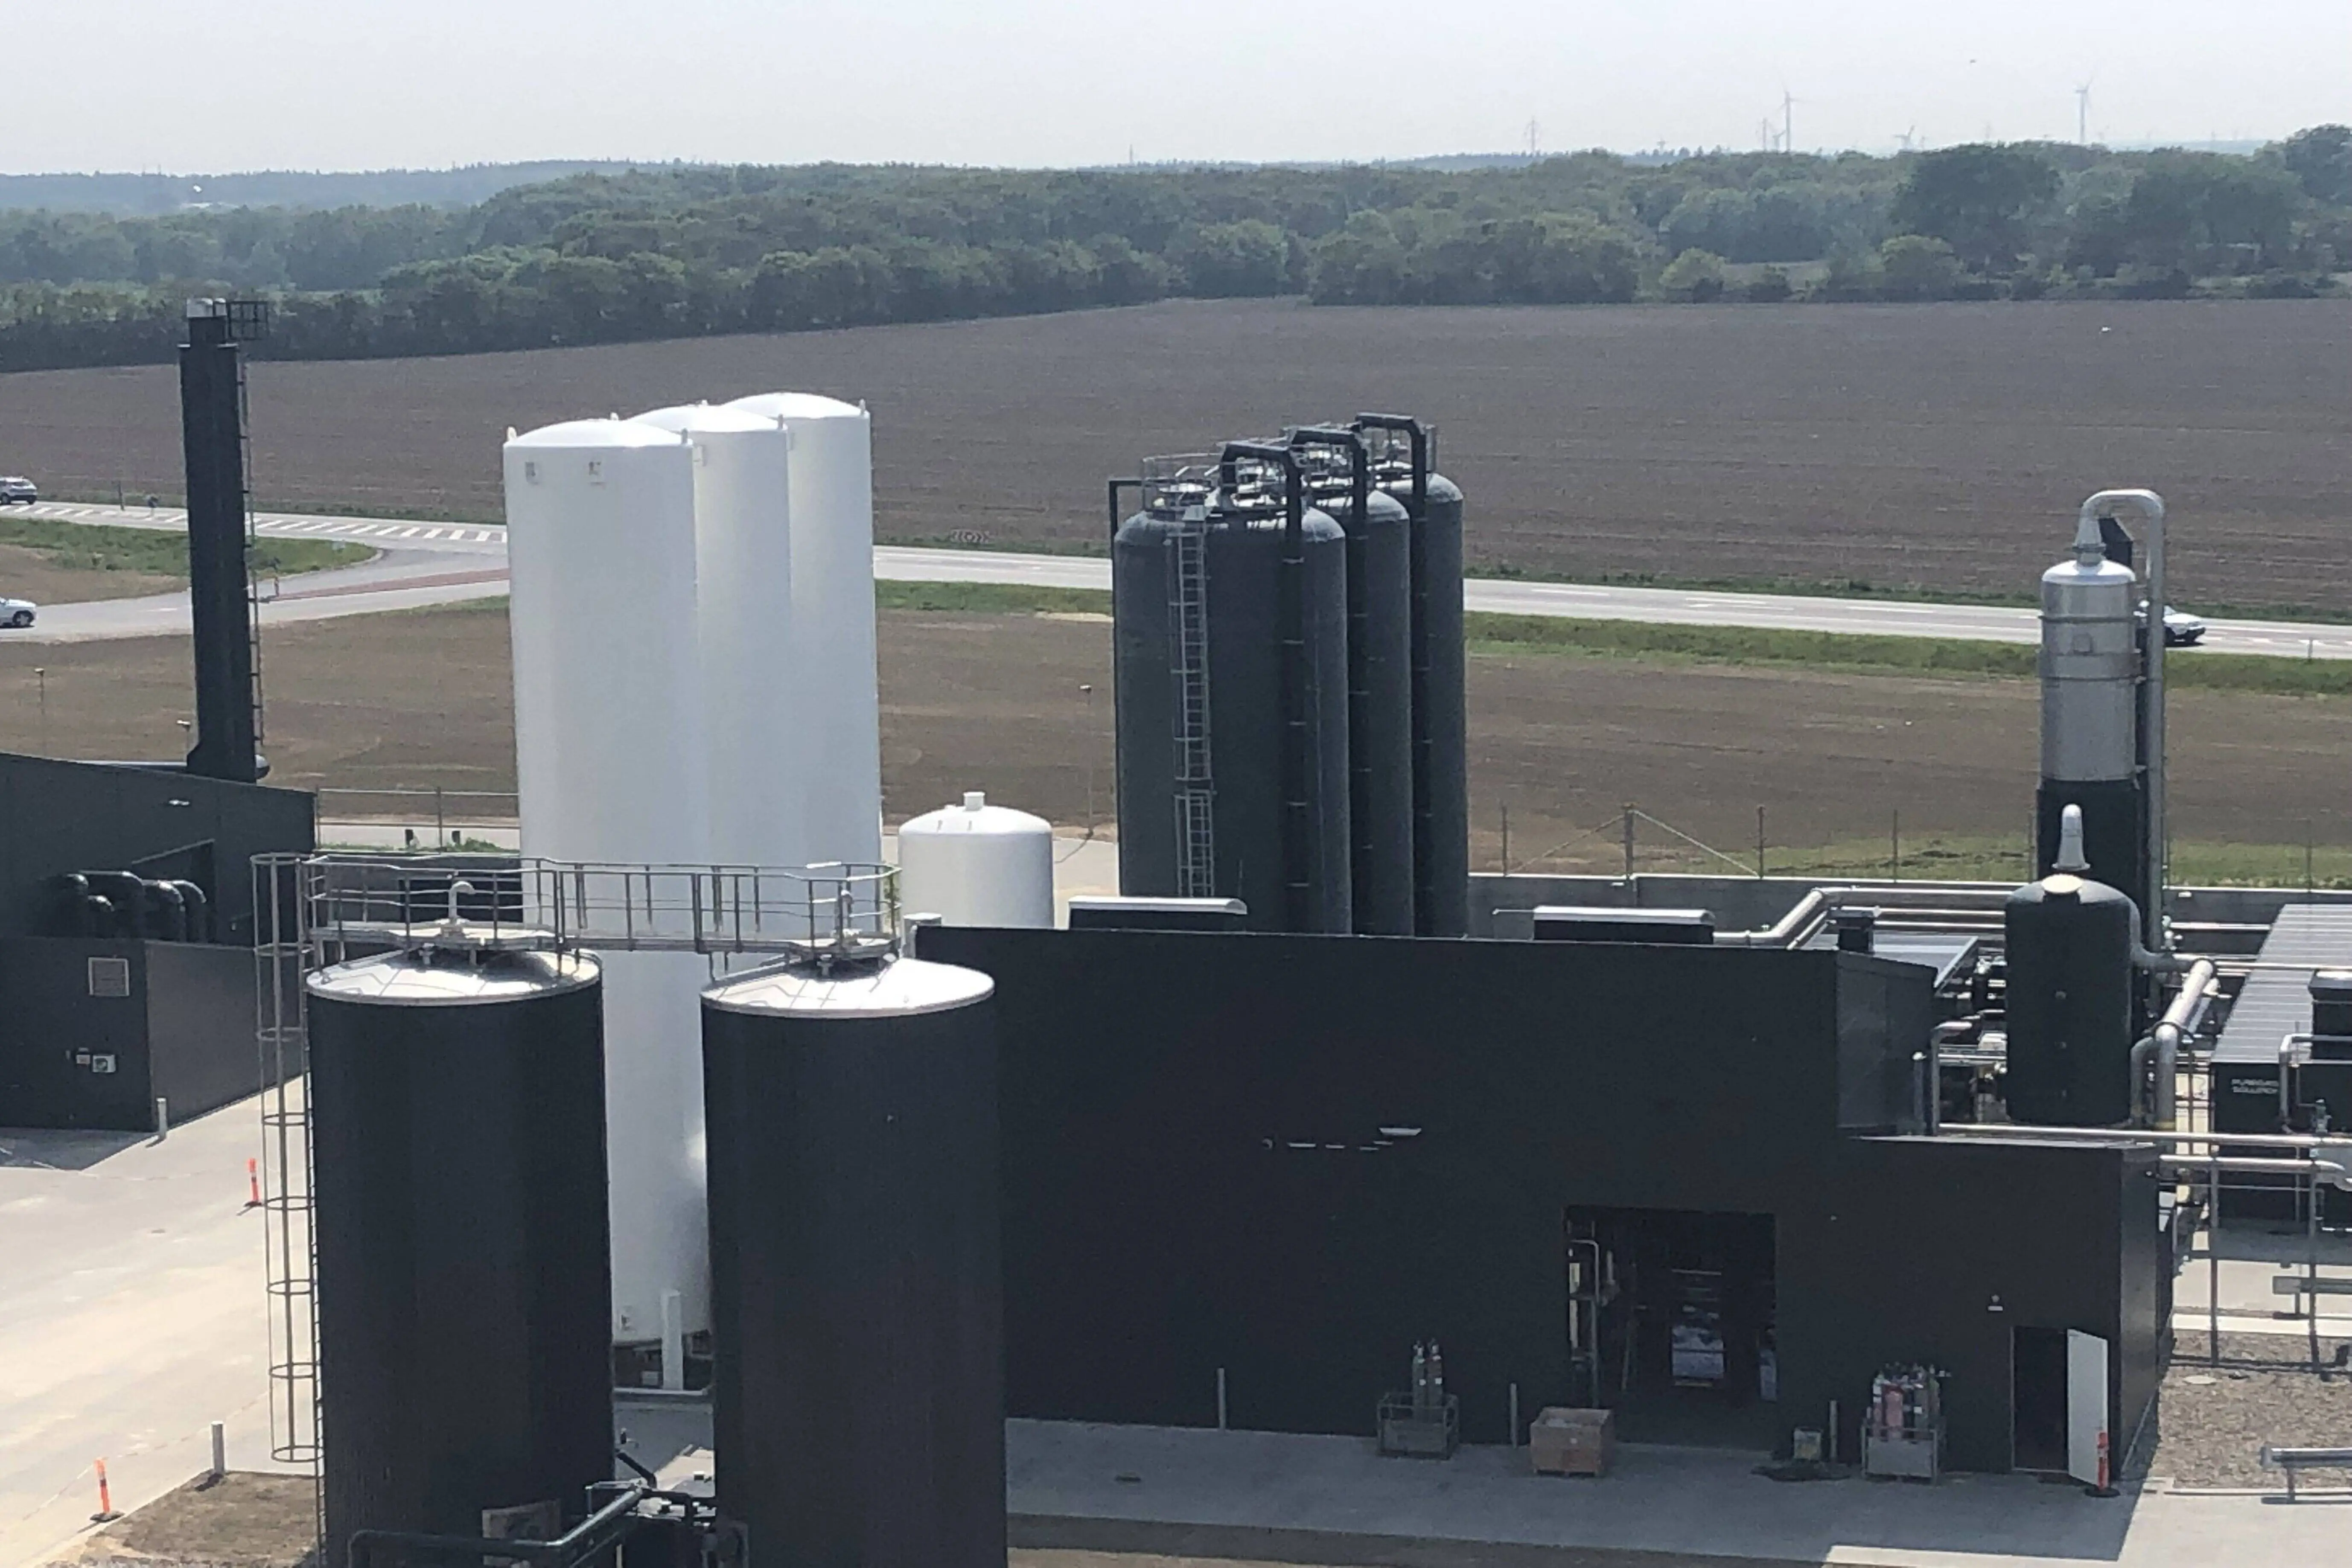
[2129,957,2217,1130]
[1220,441,1312,932]
[1940,1124,2352,1154]
[1712,883,2018,947]
[2156,1154,2352,1188]
[2078,489,2166,955]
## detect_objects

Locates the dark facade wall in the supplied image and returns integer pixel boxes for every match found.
[0,936,274,1129]
[1783,1137,2151,1473]
[146,940,266,1122]
[0,751,313,943]
[924,927,2151,1471]
[0,937,153,1126]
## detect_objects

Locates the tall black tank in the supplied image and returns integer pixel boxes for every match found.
[2003,871,2137,1125]
[1113,448,1352,933]
[1294,427,1415,935]
[701,949,1002,1568]
[308,944,611,1568]
[1356,415,1469,937]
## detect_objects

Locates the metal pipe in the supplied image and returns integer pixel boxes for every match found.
[2077,489,2165,954]
[1941,1123,2352,1153]
[1107,476,1141,542]
[349,1482,648,1568]
[2131,957,2217,1130]
[1713,882,2014,947]
[2282,1032,2300,1130]
[2157,1154,2350,1183]
[1350,413,1428,517]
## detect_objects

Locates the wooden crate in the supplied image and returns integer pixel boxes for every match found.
[1529,1406,1615,1477]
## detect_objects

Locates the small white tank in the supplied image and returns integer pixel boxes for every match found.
[897,792,1055,929]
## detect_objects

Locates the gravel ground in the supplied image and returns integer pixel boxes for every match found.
[2143,1332,2352,1489]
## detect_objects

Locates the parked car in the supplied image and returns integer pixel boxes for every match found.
[0,476,37,505]
[0,594,35,627]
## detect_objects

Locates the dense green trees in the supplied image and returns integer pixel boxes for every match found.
[0,132,2343,370]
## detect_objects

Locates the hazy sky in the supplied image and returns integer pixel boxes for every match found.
[11,0,2346,174]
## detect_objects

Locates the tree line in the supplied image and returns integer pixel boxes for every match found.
[0,129,2344,371]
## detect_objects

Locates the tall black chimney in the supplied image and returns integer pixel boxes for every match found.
[178,299,262,782]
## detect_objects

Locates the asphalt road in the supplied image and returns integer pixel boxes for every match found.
[7,501,2349,659]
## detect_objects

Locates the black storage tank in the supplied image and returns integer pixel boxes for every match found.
[308,944,611,1568]
[701,949,1002,1568]
[2003,872,2137,1124]
[1294,428,1416,935]
[1113,449,1353,933]
[1356,415,1469,938]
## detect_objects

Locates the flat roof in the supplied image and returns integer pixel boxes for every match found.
[2213,904,2352,1065]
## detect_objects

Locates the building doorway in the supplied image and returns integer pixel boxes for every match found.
[1565,1206,1778,1449]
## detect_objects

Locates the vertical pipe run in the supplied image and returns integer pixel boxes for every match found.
[2075,489,2167,955]
[1217,1366,1229,1430]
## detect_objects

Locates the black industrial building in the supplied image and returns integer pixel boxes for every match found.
[923,925,2165,1474]
[0,749,312,1131]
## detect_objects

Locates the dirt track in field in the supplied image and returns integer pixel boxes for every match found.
[0,299,2346,612]
[0,603,2343,868]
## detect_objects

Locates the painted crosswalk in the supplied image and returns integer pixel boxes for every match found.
[8,501,502,544]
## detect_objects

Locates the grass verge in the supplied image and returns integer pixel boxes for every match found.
[1469,614,2352,697]
[0,513,367,578]
[870,582,2352,699]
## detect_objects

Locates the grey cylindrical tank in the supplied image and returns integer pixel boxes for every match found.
[2003,872,2136,1125]
[2035,517,2148,915]
[1411,469,1470,937]
[308,946,611,1568]
[702,952,1002,1568]
[2040,526,2138,784]
[1113,498,1353,933]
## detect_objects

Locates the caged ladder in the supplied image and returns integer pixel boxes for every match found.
[1168,518,1215,897]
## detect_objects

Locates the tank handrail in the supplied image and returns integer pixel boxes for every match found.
[348,1482,649,1568]
[1351,413,1428,516]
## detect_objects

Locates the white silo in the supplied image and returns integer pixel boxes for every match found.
[631,402,804,880]
[898,792,1056,928]
[724,393,882,868]
[503,417,714,1361]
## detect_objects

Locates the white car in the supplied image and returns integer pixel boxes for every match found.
[0,477,35,505]
[0,595,35,628]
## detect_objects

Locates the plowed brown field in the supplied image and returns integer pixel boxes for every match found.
[1,298,2345,611]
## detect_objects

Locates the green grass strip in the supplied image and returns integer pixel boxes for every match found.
[0,514,367,578]
[1467,614,2352,698]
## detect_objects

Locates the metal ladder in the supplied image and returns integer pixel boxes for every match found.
[1169,522,1215,897]
[236,349,265,747]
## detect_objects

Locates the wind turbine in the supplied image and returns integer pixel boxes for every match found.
[2075,78,2094,145]
[1895,126,1919,153]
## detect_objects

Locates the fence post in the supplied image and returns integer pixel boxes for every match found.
[1890,810,1900,883]
[1500,804,1510,873]
[1756,805,1766,879]
[435,785,446,848]
[1622,805,1635,879]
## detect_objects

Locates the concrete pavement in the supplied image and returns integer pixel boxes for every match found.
[0,1103,308,1568]
[8,501,2347,659]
